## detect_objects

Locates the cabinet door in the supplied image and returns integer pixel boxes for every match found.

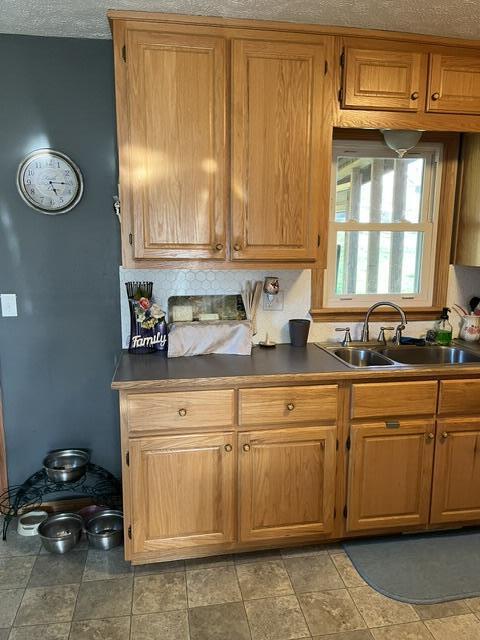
[231,39,326,261]
[342,40,426,111]
[125,30,227,259]
[427,53,480,114]
[129,433,235,555]
[347,420,435,532]
[431,418,480,524]
[238,426,336,542]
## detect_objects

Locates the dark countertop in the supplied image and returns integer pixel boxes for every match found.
[111,341,480,390]
[112,344,348,389]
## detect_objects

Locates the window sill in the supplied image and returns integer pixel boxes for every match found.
[310,307,443,322]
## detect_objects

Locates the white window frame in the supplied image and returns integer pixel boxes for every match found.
[324,140,443,309]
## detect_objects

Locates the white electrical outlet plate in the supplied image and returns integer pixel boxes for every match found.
[263,292,284,311]
[1,294,18,317]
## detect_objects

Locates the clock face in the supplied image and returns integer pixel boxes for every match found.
[17,149,83,214]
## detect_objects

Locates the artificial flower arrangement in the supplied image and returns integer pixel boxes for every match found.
[134,296,165,329]
[125,281,167,354]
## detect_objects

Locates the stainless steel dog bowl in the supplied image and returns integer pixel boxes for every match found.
[86,510,124,550]
[38,513,83,554]
[43,449,90,483]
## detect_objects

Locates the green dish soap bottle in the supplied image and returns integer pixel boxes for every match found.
[434,307,453,345]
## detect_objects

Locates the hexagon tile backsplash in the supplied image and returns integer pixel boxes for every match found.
[119,265,478,349]
[119,267,311,348]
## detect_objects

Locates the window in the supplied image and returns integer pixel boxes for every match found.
[324,140,442,309]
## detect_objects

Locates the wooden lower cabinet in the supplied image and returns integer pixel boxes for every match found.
[430,418,480,524]
[238,426,336,542]
[347,420,435,532]
[129,432,235,555]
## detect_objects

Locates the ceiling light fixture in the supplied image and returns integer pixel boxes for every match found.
[380,129,423,158]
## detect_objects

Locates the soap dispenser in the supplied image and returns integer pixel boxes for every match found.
[434,307,453,346]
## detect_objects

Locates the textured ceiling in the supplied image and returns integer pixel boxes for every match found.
[2,0,480,40]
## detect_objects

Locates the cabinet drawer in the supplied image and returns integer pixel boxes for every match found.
[126,390,234,433]
[352,381,438,419]
[238,385,337,426]
[439,380,480,415]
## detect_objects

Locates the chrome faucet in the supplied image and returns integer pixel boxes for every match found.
[360,302,407,344]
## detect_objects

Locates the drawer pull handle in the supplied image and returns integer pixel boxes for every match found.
[243,443,251,452]
[441,431,449,439]
[411,91,419,100]
[178,408,187,417]
[224,444,232,452]
[287,403,295,411]
[215,243,224,251]
[233,243,242,251]
[385,421,400,429]
[427,432,435,440]
[431,92,440,101]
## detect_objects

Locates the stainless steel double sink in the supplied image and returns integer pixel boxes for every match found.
[316,343,480,369]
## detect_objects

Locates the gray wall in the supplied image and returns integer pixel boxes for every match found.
[0,34,121,486]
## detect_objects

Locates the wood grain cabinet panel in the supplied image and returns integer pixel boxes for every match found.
[231,39,326,261]
[238,426,336,541]
[438,379,480,416]
[427,52,480,114]
[125,30,227,259]
[347,420,435,531]
[129,432,235,554]
[341,39,426,111]
[431,418,480,524]
[238,385,338,426]
[351,381,438,419]
[126,390,234,434]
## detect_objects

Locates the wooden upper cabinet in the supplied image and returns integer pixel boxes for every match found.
[231,39,326,261]
[129,432,235,555]
[238,426,336,541]
[427,51,480,114]
[347,420,435,532]
[431,418,480,524]
[341,39,426,111]
[125,29,227,259]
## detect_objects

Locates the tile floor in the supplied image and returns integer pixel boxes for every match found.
[1,523,480,639]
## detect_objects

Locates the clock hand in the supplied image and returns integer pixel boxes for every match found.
[48,181,58,195]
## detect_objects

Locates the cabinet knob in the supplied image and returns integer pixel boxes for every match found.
[411,91,419,100]
[427,432,435,440]
[178,408,187,417]
[233,243,242,252]
[441,431,449,439]
[431,92,440,101]
[286,403,295,411]
[243,443,251,452]
[224,444,232,452]
[215,243,224,251]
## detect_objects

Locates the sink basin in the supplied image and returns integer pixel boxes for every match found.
[333,348,395,368]
[378,345,480,365]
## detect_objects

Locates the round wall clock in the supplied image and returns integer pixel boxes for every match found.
[17,149,84,214]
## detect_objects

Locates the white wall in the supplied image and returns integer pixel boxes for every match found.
[119,265,479,348]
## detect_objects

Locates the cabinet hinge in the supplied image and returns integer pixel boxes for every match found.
[317,234,321,248]
[334,506,337,518]
[338,87,344,103]
[324,60,328,75]
[121,44,127,62]
[128,525,132,539]
[346,436,351,450]
[125,451,130,467]
[336,439,339,451]
[340,49,345,67]
[128,232,133,246]
[343,505,348,519]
